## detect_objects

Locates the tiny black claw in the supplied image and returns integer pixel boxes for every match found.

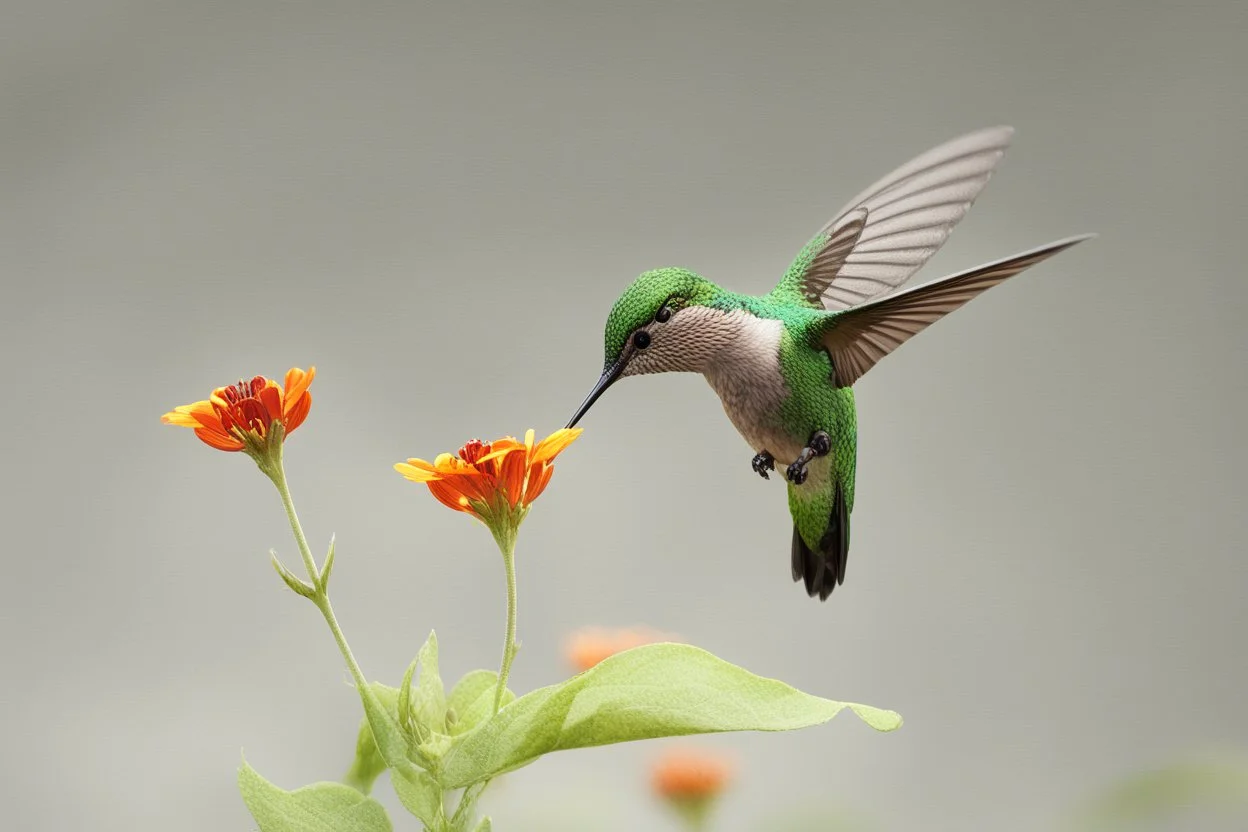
[786,431,831,485]
[752,451,775,480]
[810,430,832,457]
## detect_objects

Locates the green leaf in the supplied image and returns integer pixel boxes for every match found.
[320,534,337,588]
[446,670,497,735]
[440,643,901,788]
[415,631,447,734]
[449,780,489,831]
[390,766,443,828]
[398,656,420,738]
[270,549,317,598]
[239,759,392,832]
[354,680,419,773]
[448,670,515,737]
[350,681,435,778]
[472,818,492,832]
[342,710,389,795]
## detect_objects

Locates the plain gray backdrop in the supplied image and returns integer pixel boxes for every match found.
[3,1,1245,830]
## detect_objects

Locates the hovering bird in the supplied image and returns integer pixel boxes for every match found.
[566,126,1093,601]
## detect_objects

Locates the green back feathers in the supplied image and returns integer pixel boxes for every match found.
[768,234,833,309]
[601,267,716,367]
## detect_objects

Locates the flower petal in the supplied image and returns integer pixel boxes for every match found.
[161,402,210,427]
[283,391,312,434]
[475,438,524,464]
[395,462,444,482]
[445,470,492,504]
[532,427,582,465]
[523,462,555,504]
[498,447,528,508]
[195,426,244,451]
[282,366,315,414]
[257,384,283,425]
[427,480,477,516]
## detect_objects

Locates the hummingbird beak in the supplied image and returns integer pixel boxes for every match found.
[566,359,625,428]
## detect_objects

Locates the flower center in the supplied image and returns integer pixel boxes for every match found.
[218,375,275,436]
[458,439,491,466]
[222,376,268,405]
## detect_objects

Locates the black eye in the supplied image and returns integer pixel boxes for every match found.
[633,331,651,349]
[655,305,672,323]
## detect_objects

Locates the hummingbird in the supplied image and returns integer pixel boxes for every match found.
[565,126,1093,601]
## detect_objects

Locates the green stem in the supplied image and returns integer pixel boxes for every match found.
[673,800,712,832]
[492,528,518,715]
[269,447,323,590]
[267,454,370,698]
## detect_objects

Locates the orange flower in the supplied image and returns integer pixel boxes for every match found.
[565,626,675,672]
[652,746,734,821]
[395,428,581,533]
[162,367,315,454]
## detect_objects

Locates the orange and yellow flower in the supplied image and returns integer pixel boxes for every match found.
[652,745,735,820]
[161,367,315,454]
[565,626,676,672]
[395,428,581,533]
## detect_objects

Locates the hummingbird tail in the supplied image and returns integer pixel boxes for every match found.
[790,481,850,602]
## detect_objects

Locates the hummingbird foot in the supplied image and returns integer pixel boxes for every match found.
[751,450,775,480]
[808,430,832,457]
[785,431,833,485]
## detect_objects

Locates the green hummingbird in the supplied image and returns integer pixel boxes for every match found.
[566,126,1093,601]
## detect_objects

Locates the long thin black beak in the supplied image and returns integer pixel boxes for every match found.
[566,360,624,428]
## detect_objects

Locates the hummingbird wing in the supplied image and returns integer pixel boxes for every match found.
[770,126,1014,311]
[819,235,1094,387]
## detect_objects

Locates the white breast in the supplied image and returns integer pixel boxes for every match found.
[702,313,804,464]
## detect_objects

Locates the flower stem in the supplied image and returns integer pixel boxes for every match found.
[269,447,323,590]
[267,453,370,698]
[492,528,518,715]
[674,801,711,832]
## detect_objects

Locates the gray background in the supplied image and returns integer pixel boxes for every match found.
[3,1,1245,830]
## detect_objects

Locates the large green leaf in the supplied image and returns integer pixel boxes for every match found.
[239,760,392,832]
[440,643,901,788]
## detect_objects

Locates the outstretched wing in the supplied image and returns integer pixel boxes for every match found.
[771,126,1015,310]
[820,235,1094,387]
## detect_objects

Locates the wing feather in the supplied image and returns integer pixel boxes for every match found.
[821,235,1094,387]
[772,126,1015,311]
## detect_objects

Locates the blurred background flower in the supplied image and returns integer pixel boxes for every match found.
[565,626,681,673]
[651,745,735,831]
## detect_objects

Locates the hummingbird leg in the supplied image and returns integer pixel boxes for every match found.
[785,431,833,485]
[809,430,832,457]
[752,450,776,480]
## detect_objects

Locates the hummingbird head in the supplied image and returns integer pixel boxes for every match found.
[567,266,725,428]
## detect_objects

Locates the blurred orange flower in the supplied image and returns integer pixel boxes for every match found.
[565,626,676,672]
[396,428,580,532]
[162,367,315,454]
[652,745,735,816]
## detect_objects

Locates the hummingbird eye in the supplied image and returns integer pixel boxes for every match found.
[655,305,672,323]
[632,330,652,349]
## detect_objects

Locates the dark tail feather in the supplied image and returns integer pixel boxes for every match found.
[790,482,850,602]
